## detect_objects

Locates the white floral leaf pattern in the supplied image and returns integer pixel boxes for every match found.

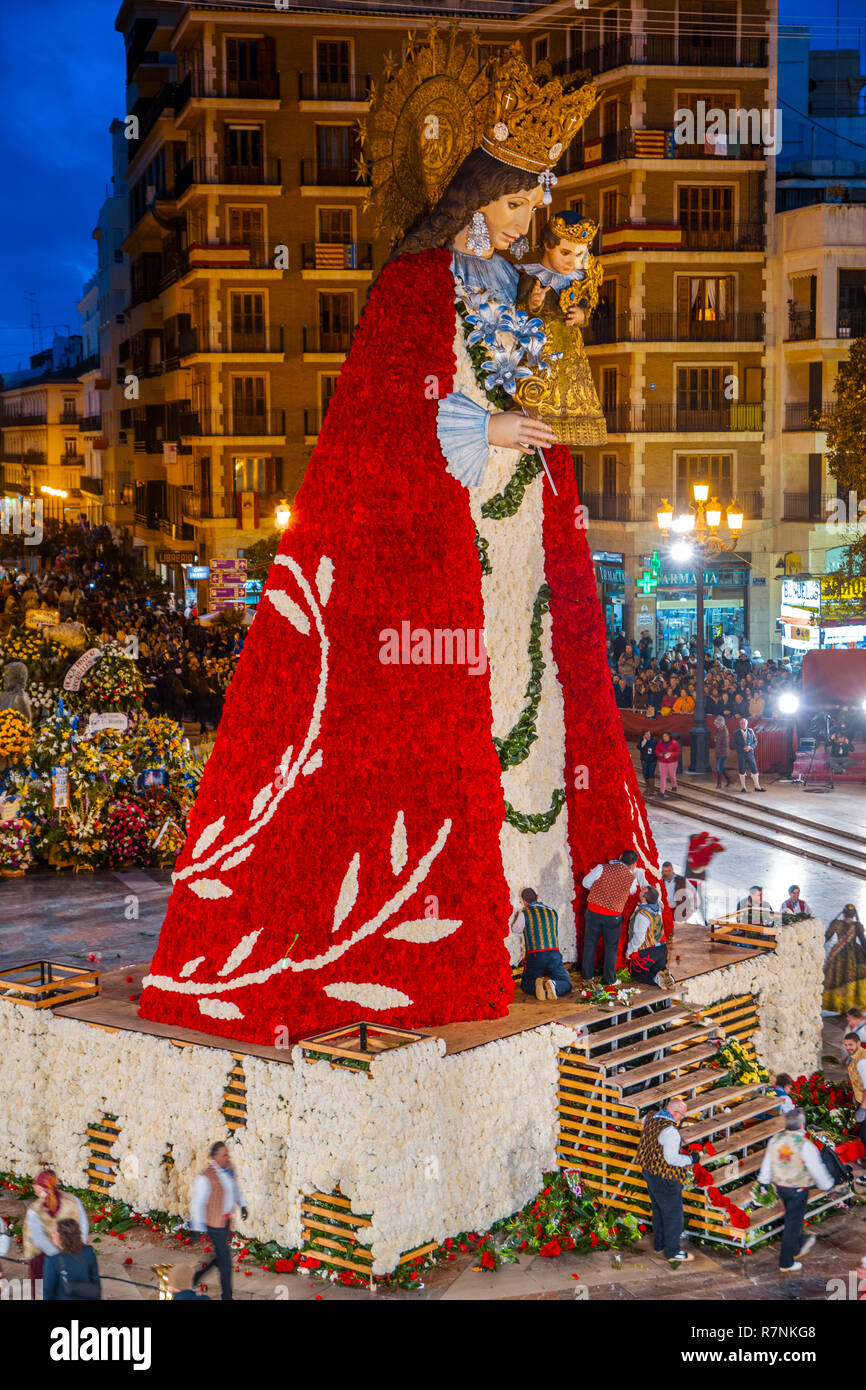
[189,878,233,900]
[221,845,256,872]
[249,784,272,820]
[390,810,408,875]
[198,998,244,1020]
[315,555,334,606]
[179,956,206,978]
[323,982,412,1009]
[218,930,262,977]
[301,750,323,776]
[191,817,225,861]
[332,852,360,933]
[266,589,310,635]
[385,918,462,944]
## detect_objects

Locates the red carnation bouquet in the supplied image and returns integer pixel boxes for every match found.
[686,831,724,880]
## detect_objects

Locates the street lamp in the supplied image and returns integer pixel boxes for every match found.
[657,484,744,774]
[274,499,291,530]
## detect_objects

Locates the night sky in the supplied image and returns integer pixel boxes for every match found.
[1,0,864,376]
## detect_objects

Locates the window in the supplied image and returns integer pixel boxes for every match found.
[199,457,212,514]
[602,368,618,411]
[532,34,550,66]
[676,275,732,325]
[316,39,351,97]
[226,126,262,177]
[229,207,265,261]
[572,452,584,495]
[676,453,732,505]
[316,124,358,177]
[676,92,740,154]
[601,98,621,137]
[676,365,732,413]
[567,196,584,218]
[602,456,618,515]
[233,456,282,493]
[318,207,353,243]
[602,190,620,228]
[318,292,353,350]
[232,376,266,430]
[678,186,734,248]
[231,292,266,350]
[227,39,258,86]
[64,437,78,458]
[320,374,340,413]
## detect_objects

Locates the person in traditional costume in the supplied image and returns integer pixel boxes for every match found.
[22,1168,89,1293]
[758,1109,834,1272]
[823,904,866,1014]
[635,1097,696,1266]
[626,886,675,989]
[843,1031,866,1172]
[138,31,662,1046]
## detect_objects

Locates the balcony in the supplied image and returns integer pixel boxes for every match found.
[176,409,286,438]
[59,411,81,427]
[571,127,765,171]
[300,158,368,188]
[183,488,285,522]
[3,451,47,467]
[81,414,103,432]
[301,242,373,271]
[177,325,285,357]
[583,311,764,345]
[777,187,866,213]
[302,325,353,354]
[0,409,47,427]
[298,72,371,102]
[680,223,764,251]
[130,81,178,156]
[838,308,866,338]
[161,243,275,286]
[172,156,282,198]
[783,401,837,431]
[555,33,767,77]
[80,475,104,497]
[603,402,764,432]
[783,493,835,522]
[304,408,327,437]
[786,308,815,341]
[579,489,763,522]
[598,220,764,254]
[174,68,280,114]
[62,454,85,469]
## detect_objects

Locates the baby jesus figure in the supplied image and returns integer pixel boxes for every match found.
[514,211,608,445]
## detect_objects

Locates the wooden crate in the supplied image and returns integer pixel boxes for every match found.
[87,1114,121,1194]
[0,960,100,1009]
[298,1022,428,1071]
[300,1189,436,1278]
[709,913,778,951]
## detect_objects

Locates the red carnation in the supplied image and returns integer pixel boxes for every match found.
[728,1205,751,1230]
[274,1259,294,1273]
[480,1251,496,1270]
[123,1257,133,1266]
[704,1142,716,1156]
[693,1164,713,1187]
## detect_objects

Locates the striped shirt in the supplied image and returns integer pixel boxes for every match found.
[522,901,560,954]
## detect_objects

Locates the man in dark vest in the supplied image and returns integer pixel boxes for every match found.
[626,886,675,989]
[581,849,641,983]
[190,1141,247,1300]
[635,1097,696,1265]
[511,888,573,1002]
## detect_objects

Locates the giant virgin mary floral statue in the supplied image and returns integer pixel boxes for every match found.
[139,31,662,1043]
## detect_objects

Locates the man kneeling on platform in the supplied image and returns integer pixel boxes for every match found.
[636,1097,697,1266]
[627,886,676,990]
[515,888,573,1003]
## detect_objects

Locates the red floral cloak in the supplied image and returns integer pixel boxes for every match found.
[139,247,660,1043]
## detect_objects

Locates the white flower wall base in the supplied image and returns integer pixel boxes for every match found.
[680,918,825,1078]
[0,928,824,1272]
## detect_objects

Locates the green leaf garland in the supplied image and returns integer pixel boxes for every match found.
[494,583,550,770]
[504,787,566,834]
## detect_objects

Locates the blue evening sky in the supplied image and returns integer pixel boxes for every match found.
[0,0,864,375]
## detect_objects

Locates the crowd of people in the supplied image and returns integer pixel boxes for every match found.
[0,521,244,736]
[608,628,800,719]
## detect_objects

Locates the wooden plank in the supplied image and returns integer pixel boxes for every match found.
[307,1191,355,1210]
[306,1250,376,1277]
[302,1217,369,1241]
[399,1241,438,1264]
[603,1041,719,1091]
[558,1136,638,1160]
[311,1236,374,1262]
[577,1024,715,1071]
[301,1202,372,1229]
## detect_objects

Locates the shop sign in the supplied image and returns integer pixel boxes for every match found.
[821,574,866,603]
[750,576,766,586]
[781,578,820,608]
[657,569,749,588]
[592,551,624,564]
[186,566,209,580]
[160,551,194,565]
[596,566,625,584]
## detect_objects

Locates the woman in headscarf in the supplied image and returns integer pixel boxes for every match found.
[22,1168,89,1294]
[823,904,866,1013]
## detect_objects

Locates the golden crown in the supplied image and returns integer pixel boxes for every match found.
[549,214,598,245]
[481,43,598,176]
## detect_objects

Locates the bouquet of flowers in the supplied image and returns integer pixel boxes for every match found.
[53,802,106,868]
[709,1037,769,1087]
[790,1071,856,1142]
[28,682,59,725]
[0,816,33,875]
[67,645,144,714]
[0,627,68,683]
[579,978,639,1009]
[685,831,724,879]
[0,710,34,765]
[103,797,151,867]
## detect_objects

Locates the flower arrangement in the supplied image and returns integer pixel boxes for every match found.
[709,1037,770,1087]
[790,1071,856,1142]
[53,802,106,868]
[0,710,34,764]
[103,798,151,867]
[28,682,59,726]
[685,831,724,878]
[0,817,33,875]
[579,974,639,1008]
[0,627,68,684]
[67,645,143,714]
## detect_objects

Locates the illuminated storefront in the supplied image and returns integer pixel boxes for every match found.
[654,560,750,653]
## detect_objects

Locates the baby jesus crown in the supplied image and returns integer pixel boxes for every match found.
[549,214,598,245]
[481,43,598,175]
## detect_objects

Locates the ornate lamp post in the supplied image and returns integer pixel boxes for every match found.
[656,484,744,774]
[274,498,291,531]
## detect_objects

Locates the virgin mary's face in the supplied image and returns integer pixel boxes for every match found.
[477,183,545,249]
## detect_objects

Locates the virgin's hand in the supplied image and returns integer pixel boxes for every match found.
[529,279,547,309]
[488,412,556,451]
[566,305,587,327]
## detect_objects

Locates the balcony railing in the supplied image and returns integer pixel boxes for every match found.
[183,488,285,521]
[2,451,47,467]
[838,308,866,338]
[177,325,285,356]
[303,325,353,353]
[0,409,48,426]
[568,127,765,171]
[131,81,178,154]
[304,408,326,436]
[176,409,286,438]
[783,493,836,522]
[598,219,764,253]
[783,401,837,431]
[174,68,280,113]
[172,157,282,197]
[579,489,763,522]
[679,223,764,251]
[777,186,866,213]
[298,72,372,102]
[81,414,103,432]
[59,412,81,426]
[161,243,274,286]
[80,475,104,497]
[301,242,373,271]
[603,403,764,432]
[786,308,815,340]
[557,33,768,77]
[300,158,368,187]
[583,311,764,345]
[62,454,85,469]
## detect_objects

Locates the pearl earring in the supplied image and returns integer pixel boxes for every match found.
[466,210,491,256]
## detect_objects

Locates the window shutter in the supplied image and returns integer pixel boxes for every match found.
[676,277,690,330]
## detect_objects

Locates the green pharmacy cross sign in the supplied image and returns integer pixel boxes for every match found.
[638,550,661,594]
